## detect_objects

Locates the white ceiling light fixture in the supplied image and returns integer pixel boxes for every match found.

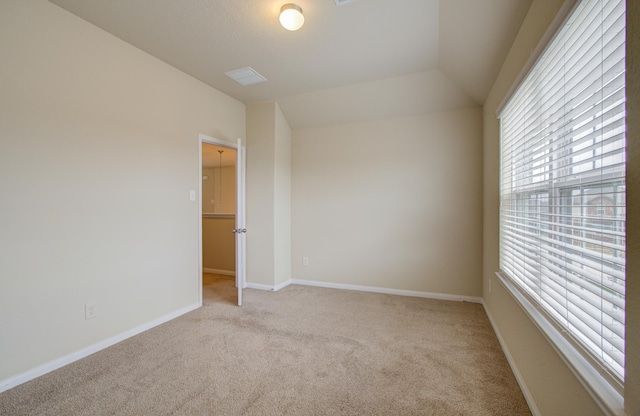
[279,4,304,31]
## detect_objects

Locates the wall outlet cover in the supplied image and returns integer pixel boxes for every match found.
[85,303,96,320]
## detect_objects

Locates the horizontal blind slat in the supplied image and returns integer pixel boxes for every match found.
[499,0,626,381]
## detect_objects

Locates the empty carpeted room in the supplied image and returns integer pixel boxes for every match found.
[0,0,638,415]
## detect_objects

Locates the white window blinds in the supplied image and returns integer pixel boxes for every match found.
[499,0,626,381]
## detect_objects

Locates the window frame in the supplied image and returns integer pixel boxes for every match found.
[495,0,626,414]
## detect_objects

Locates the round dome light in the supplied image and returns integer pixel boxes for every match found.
[279,4,304,31]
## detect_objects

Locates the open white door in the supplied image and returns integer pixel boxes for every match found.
[234,138,247,306]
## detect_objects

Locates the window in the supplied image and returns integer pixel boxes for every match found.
[499,0,626,396]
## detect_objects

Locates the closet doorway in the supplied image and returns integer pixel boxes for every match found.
[199,135,246,306]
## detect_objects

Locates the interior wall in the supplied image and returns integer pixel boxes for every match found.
[274,104,292,287]
[246,103,277,286]
[291,108,483,297]
[202,166,236,214]
[246,101,292,288]
[0,0,245,385]
[482,0,638,414]
[202,218,236,273]
[201,162,236,274]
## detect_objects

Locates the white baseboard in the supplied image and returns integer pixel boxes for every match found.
[274,279,292,291]
[0,303,200,394]
[245,278,482,303]
[203,268,235,276]
[290,279,483,303]
[482,302,539,416]
[246,282,278,291]
[245,280,291,291]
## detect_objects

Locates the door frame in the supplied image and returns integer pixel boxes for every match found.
[198,134,246,306]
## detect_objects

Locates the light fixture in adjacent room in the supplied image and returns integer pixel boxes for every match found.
[279,4,304,31]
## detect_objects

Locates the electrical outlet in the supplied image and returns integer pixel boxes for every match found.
[85,303,96,320]
[302,256,309,266]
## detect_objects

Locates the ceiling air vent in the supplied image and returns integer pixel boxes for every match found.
[225,67,267,86]
[334,0,356,5]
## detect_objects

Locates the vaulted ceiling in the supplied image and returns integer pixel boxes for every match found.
[48,0,531,128]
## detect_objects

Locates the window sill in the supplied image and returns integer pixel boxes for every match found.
[494,271,625,416]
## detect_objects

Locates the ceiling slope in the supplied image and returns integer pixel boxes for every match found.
[276,69,477,129]
[47,0,531,127]
[439,0,532,104]
[48,0,439,103]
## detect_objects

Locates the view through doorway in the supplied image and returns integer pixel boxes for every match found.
[201,140,238,305]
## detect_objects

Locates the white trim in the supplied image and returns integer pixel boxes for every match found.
[495,272,626,416]
[203,268,235,276]
[245,280,291,291]
[483,301,541,416]
[246,282,278,291]
[245,279,482,303]
[291,279,483,303]
[247,279,482,304]
[0,303,200,394]
[274,279,292,291]
[198,134,244,306]
[198,138,203,306]
[235,137,247,304]
[198,134,238,148]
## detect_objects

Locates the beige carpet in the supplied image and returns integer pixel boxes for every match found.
[0,274,531,415]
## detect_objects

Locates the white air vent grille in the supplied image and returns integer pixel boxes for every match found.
[334,0,356,5]
[225,67,267,86]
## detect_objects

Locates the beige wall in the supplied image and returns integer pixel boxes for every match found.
[0,0,245,384]
[3,0,636,411]
[246,102,292,287]
[202,163,237,274]
[202,166,236,214]
[274,104,292,287]
[291,108,483,297]
[202,217,236,272]
[246,103,276,286]
[482,0,639,414]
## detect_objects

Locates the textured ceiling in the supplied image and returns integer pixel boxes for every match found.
[47,0,531,128]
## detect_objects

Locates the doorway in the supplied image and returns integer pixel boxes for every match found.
[199,135,246,306]
[202,143,236,273]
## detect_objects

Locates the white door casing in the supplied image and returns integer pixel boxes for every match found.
[198,134,246,306]
[235,138,247,306]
